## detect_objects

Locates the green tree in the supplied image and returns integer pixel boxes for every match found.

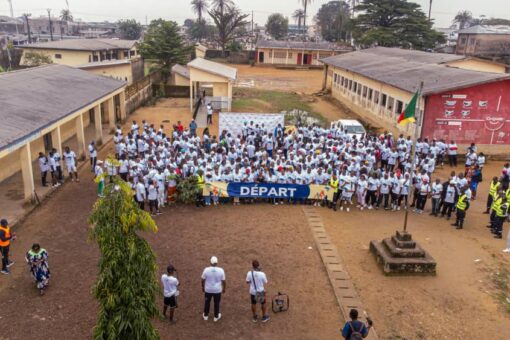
[453,10,473,29]
[266,13,289,40]
[208,4,249,54]
[89,179,159,340]
[60,9,73,22]
[191,0,209,21]
[483,17,510,25]
[300,0,314,35]
[316,1,351,42]
[353,0,445,49]
[293,9,305,29]
[118,19,143,40]
[189,20,218,41]
[139,19,192,83]
[23,51,53,67]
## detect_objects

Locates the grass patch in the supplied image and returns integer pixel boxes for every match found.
[232,88,327,125]
[488,264,510,314]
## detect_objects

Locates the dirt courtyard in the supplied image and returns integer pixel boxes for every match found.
[0,159,341,339]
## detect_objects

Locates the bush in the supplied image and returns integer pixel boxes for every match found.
[176,175,200,204]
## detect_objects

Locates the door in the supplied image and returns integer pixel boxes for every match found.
[297,53,302,65]
[306,54,313,65]
[258,51,264,63]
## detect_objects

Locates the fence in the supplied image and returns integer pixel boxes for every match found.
[125,74,153,115]
[205,50,256,64]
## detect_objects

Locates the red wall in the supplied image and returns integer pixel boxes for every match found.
[422,79,510,145]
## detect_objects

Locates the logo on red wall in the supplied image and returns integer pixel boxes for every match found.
[484,116,505,131]
[461,110,471,117]
[444,109,454,117]
[478,100,488,108]
[445,100,456,107]
[463,100,472,108]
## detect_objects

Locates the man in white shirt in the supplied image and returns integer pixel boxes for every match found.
[161,265,179,322]
[63,146,79,182]
[88,140,97,172]
[135,179,146,210]
[201,256,226,322]
[246,260,269,323]
[430,179,443,216]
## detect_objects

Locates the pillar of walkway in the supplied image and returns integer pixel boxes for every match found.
[20,143,35,202]
[94,104,103,146]
[75,113,86,160]
[189,79,194,113]
[119,91,127,122]
[50,125,62,156]
[106,97,115,132]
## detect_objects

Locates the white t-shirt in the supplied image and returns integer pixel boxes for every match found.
[201,266,225,294]
[246,270,267,295]
[64,151,76,166]
[161,274,179,297]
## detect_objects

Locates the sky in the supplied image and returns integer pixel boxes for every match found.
[1,0,508,28]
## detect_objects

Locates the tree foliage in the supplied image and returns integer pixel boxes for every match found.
[23,51,53,67]
[208,3,249,52]
[316,0,351,42]
[139,19,192,83]
[352,0,445,49]
[191,0,209,21]
[176,176,201,204]
[118,19,143,40]
[60,9,73,22]
[189,19,218,41]
[483,17,510,26]
[453,10,473,29]
[266,13,289,40]
[89,179,159,340]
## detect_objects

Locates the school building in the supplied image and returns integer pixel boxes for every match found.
[255,40,351,67]
[0,64,127,202]
[321,47,510,152]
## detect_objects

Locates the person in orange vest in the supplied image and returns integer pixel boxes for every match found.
[0,219,16,275]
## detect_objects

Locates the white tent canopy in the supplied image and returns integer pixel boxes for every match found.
[219,112,285,136]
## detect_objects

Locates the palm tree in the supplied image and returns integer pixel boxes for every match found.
[60,9,73,22]
[428,0,433,21]
[293,9,305,30]
[453,10,473,29]
[300,0,313,36]
[212,0,233,13]
[191,0,209,21]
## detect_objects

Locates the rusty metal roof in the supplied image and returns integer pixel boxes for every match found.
[257,39,352,52]
[0,64,126,152]
[321,47,510,95]
[20,38,137,51]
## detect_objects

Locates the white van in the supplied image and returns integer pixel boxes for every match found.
[330,119,366,139]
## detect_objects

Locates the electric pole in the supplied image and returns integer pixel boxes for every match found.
[7,0,19,34]
[47,9,54,41]
[23,13,32,43]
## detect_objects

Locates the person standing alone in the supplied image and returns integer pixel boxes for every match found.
[161,265,179,323]
[246,260,270,323]
[0,219,15,275]
[201,256,225,322]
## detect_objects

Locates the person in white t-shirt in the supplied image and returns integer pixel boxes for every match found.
[246,260,270,323]
[161,265,179,322]
[201,256,226,322]
[63,146,79,182]
[147,180,161,216]
[430,179,443,216]
[88,140,97,172]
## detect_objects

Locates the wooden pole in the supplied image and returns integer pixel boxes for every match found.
[403,81,424,232]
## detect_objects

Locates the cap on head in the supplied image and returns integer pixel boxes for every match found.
[210,256,218,265]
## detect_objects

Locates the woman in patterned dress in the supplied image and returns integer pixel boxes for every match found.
[25,243,50,295]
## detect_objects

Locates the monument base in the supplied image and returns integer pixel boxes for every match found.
[370,230,436,275]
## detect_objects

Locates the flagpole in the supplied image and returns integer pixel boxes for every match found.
[403,81,424,233]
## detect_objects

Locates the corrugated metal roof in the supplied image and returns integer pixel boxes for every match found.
[321,47,510,95]
[76,59,132,69]
[459,25,510,35]
[187,58,237,80]
[256,40,352,52]
[20,38,137,51]
[171,64,190,79]
[0,64,126,151]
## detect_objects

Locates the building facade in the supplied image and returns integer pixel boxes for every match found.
[256,40,351,67]
[322,47,510,152]
[456,25,510,62]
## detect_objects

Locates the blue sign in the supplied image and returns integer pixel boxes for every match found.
[227,183,311,199]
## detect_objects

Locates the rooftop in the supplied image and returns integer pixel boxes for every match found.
[171,64,190,79]
[458,25,510,35]
[257,40,352,52]
[188,57,237,80]
[0,64,126,151]
[321,47,510,95]
[20,38,137,51]
[76,59,132,69]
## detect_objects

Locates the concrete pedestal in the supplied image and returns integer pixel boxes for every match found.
[370,231,436,275]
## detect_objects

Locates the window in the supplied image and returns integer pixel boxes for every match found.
[460,37,467,45]
[374,90,380,104]
[54,54,62,59]
[269,50,273,58]
[288,52,293,58]
[274,51,286,58]
[334,74,338,83]
[357,85,362,95]
[381,94,387,107]
[349,80,353,90]
[344,78,349,88]
[368,89,373,101]
[362,86,368,98]
[387,97,395,112]
[353,82,357,92]
[396,100,403,114]
[469,38,475,45]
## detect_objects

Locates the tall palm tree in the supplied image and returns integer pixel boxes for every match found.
[212,0,233,13]
[428,0,433,21]
[453,10,473,29]
[191,0,209,21]
[293,9,305,29]
[60,9,73,22]
[300,0,313,36]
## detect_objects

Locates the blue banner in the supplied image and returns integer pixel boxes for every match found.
[226,182,311,199]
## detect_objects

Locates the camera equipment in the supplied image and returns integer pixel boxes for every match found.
[272,292,289,313]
